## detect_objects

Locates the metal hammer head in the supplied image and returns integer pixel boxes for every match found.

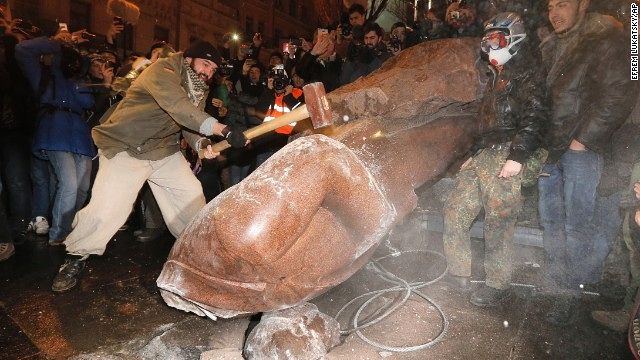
[302,82,333,129]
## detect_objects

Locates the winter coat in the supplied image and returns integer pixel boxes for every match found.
[15,37,96,158]
[294,51,342,92]
[473,43,547,164]
[92,52,213,161]
[540,13,638,162]
[339,44,391,86]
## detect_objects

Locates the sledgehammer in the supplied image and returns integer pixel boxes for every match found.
[198,82,333,157]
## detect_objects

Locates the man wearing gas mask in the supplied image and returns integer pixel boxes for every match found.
[442,12,546,307]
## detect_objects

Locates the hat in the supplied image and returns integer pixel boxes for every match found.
[184,40,221,65]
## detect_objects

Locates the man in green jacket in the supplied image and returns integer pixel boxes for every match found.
[52,40,247,292]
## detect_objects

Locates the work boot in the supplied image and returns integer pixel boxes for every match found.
[443,273,472,292]
[52,255,87,292]
[135,228,165,243]
[591,308,630,332]
[470,284,509,307]
[546,297,578,326]
[48,238,65,246]
[0,242,15,262]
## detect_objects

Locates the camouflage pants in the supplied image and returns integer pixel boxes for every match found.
[443,145,523,290]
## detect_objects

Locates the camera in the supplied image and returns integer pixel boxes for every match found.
[340,22,352,37]
[240,46,253,59]
[269,64,289,92]
[82,31,96,39]
[89,53,116,69]
[217,64,234,77]
[389,34,402,51]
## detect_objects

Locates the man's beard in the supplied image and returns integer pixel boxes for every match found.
[189,59,211,84]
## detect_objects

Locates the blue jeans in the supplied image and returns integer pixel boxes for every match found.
[47,151,92,241]
[538,149,605,289]
[31,154,52,219]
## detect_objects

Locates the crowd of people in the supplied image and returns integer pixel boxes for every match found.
[0,2,484,259]
[1,0,639,337]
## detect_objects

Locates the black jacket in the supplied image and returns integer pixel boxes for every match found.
[474,43,547,164]
[540,13,638,162]
[294,51,342,92]
[339,43,391,86]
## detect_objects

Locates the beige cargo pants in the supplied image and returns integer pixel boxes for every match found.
[64,151,205,256]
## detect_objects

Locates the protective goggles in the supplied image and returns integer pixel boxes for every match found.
[481,30,509,53]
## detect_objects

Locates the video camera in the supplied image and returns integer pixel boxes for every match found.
[389,34,402,52]
[340,22,352,37]
[269,64,289,92]
[89,53,117,70]
[239,45,254,59]
[217,63,234,77]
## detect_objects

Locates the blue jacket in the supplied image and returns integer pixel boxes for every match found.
[15,37,96,158]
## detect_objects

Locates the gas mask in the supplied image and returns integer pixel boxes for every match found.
[481,30,526,66]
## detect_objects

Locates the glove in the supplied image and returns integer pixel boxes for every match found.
[224,126,248,149]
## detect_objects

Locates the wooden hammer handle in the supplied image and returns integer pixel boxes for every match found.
[200,104,310,156]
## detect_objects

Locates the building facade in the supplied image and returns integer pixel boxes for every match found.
[10,0,320,55]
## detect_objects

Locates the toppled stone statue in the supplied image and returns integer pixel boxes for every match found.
[157,38,482,319]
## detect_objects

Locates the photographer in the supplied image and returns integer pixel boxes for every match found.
[238,61,265,98]
[389,22,420,55]
[445,1,482,37]
[15,25,96,247]
[229,33,263,85]
[84,50,120,128]
[339,22,390,86]
[418,9,450,41]
[336,3,367,60]
[253,64,303,167]
[337,3,366,43]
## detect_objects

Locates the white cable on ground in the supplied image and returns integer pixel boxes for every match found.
[334,245,600,354]
[335,249,450,353]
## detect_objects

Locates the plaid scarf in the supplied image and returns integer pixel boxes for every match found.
[183,60,208,106]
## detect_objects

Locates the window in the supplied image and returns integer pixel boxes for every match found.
[70,0,91,32]
[245,16,254,38]
[154,25,170,42]
[288,0,296,17]
[301,5,307,19]
[275,0,283,10]
[258,21,265,35]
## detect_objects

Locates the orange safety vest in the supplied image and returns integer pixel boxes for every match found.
[263,87,304,135]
